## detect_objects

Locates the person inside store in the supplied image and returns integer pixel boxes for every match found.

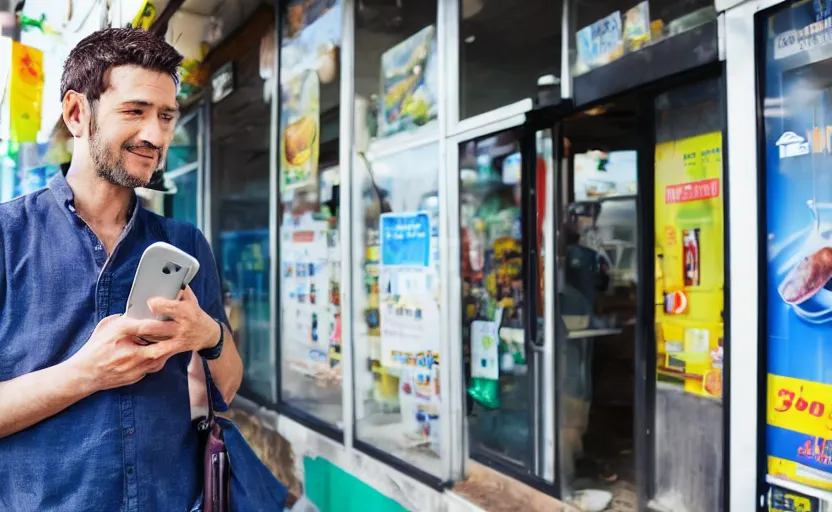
[0,28,243,511]
[561,206,617,484]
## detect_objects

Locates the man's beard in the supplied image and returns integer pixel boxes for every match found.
[89,117,163,189]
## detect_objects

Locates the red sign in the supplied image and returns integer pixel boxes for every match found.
[665,178,720,204]
[292,231,314,243]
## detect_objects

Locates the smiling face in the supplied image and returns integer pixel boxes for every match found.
[86,65,179,188]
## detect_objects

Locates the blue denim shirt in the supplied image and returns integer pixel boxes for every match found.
[0,173,229,511]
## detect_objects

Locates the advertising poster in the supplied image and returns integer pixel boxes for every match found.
[654,132,724,399]
[279,0,341,192]
[378,211,440,444]
[575,11,624,74]
[764,1,832,491]
[378,25,438,138]
[378,211,440,370]
[280,216,333,377]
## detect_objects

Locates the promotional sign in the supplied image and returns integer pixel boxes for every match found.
[764,0,832,490]
[654,132,724,399]
[280,216,333,377]
[378,25,438,138]
[279,0,341,192]
[575,11,624,74]
[377,211,439,370]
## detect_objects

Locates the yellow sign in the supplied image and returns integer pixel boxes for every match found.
[9,41,44,143]
[769,456,832,492]
[768,374,832,440]
[654,131,724,398]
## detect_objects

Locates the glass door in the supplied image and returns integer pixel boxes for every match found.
[458,120,557,487]
[460,128,534,470]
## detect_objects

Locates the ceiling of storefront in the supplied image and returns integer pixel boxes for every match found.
[157,0,272,46]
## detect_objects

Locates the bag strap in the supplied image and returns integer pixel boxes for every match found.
[201,357,217,428]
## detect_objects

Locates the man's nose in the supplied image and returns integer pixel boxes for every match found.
[138,117,167,148]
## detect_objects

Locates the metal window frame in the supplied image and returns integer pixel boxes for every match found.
[340,0,356,451]
[723,0,777,509]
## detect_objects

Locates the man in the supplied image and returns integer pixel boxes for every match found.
[0,28,243,511]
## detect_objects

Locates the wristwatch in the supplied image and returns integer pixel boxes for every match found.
[199,319,225,360]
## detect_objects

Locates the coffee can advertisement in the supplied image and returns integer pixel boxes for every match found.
[763,0,832,490]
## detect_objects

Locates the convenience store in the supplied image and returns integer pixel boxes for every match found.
[237,0,735,509]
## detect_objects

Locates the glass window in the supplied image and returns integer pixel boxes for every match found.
[352,143,442,475]
[459,0,561,119]
[279,0,344,427]
[761,0,832,497]
[351,1,442,471]
[355,1,438,142]
[653,79,724,511]
[571,0,716,77]
[558,104,640,506]
[211,27,274,403]
[168,113,199,171]
[166,170,199,226]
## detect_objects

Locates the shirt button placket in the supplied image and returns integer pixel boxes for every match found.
[121,392,138,512]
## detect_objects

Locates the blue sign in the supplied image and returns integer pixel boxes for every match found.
[763,1,832,487]
[380,212,431,267]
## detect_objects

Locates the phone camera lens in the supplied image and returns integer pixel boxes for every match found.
[162,266,171,275]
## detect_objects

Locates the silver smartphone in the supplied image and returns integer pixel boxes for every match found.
[124,242,200,321]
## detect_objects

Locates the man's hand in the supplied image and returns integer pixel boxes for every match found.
[65,314,178,394]
[146,286,220,354]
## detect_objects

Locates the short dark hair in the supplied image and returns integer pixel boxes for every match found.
[60,28,182,103]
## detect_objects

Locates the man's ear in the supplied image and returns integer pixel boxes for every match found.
[62,91,90,138]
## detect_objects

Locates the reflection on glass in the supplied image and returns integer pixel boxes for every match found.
[652,79,724,511]
[572,0,715,76]
[212,33,273,403]
[559,110,638,507]
[355,2,438,142]
[279,167,343,426]
[353,143,441,475]
[279,0,344,426]
[167,113,199,170]
[459,0,561,118]
[460,130,535,468]
[167,170,198,226]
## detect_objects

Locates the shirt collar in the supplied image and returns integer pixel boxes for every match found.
[48,171,139,225]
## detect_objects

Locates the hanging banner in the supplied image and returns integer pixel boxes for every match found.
[654,131,724,399]
[9,41,44,144]
[763,0,832,492]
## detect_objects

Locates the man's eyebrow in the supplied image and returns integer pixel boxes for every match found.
[120,100,179,114]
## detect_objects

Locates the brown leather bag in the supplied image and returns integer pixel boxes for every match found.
[198,359,230,512]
